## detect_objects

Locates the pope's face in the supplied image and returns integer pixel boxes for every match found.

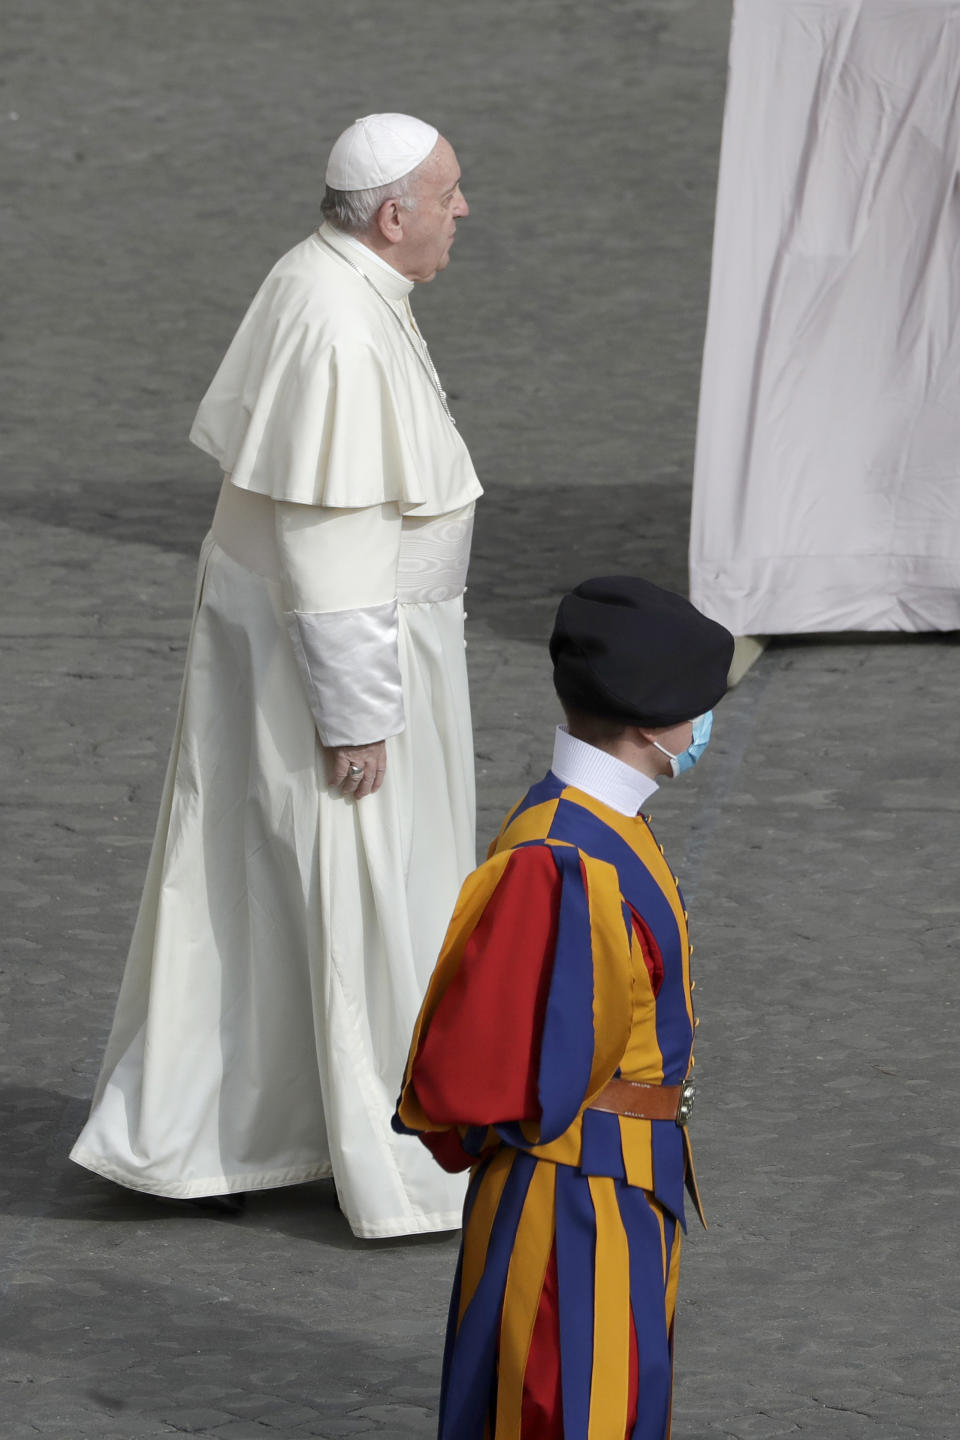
[398,137,469,282]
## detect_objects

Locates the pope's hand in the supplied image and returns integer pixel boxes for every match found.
[327,741,387,799]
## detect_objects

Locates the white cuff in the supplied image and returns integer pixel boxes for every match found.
[286,600,405,747]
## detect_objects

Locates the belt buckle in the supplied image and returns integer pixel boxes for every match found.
[676,1077,696,1126]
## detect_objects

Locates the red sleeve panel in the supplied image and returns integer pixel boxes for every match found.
[416,1128,481,1174]
[628,905,665,996]
[410,845,561,1128]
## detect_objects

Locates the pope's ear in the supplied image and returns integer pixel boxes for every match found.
[375,198,405,244]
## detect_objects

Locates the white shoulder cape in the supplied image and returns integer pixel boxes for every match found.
[189,231,482,516]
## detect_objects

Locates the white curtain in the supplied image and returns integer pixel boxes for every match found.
[690,0,960,634]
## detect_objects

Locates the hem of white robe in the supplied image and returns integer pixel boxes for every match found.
[690,562,960,635]
[69,1147,462,1235]
[69,1147,333,1197]
[342,1208,463,1240]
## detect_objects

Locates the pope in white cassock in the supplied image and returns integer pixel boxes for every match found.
[70,114,482,1239]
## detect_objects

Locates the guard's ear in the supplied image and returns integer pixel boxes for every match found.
[636,723,676,742]
[375,197,405,244]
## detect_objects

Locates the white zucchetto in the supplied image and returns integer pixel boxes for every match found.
[325,113,439,192]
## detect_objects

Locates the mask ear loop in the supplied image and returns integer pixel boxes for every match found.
[649,739,681,779]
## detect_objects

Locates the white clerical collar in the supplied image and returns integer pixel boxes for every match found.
[551,726,659,817]
[315,222,414,300]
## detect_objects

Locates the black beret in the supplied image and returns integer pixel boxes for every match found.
[550,576,735,726]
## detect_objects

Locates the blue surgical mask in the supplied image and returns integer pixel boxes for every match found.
[652,711,714,778]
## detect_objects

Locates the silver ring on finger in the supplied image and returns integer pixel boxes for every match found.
[348,763,363,779]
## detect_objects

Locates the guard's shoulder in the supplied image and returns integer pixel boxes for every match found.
[466,838,557,895]
[469,841,568,911]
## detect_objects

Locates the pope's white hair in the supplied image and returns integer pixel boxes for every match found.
[320,170,419,235]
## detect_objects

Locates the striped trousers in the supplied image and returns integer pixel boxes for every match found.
[438,1146,683,1440]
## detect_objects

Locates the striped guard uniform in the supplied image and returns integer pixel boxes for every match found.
[394,770,705,1440]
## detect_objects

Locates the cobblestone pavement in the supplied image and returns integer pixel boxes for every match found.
[3,2,960,1436]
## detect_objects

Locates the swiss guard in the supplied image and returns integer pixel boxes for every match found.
[393,575,735,1440]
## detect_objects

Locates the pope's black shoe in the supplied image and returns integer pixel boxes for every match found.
[186,1192,248,1216]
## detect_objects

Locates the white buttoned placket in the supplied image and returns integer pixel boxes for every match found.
[399,297,457,427]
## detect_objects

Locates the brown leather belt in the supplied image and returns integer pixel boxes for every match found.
[588,1077,696,1126]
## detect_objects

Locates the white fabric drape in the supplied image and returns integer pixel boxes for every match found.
[71,481,475,1237]
[690,0,960,634]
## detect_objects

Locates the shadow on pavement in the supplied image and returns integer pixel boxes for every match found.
[1,473,694,645]
[0,476,219,558]
[0,1084,458,1252]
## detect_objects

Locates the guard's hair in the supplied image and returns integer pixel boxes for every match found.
[559,703,633,746]
[320,172,419,235]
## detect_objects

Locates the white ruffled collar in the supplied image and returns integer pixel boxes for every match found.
[314,223,414,301]
[550,726,659,817]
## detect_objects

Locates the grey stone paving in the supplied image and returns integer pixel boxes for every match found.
[3,1,959,1436]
